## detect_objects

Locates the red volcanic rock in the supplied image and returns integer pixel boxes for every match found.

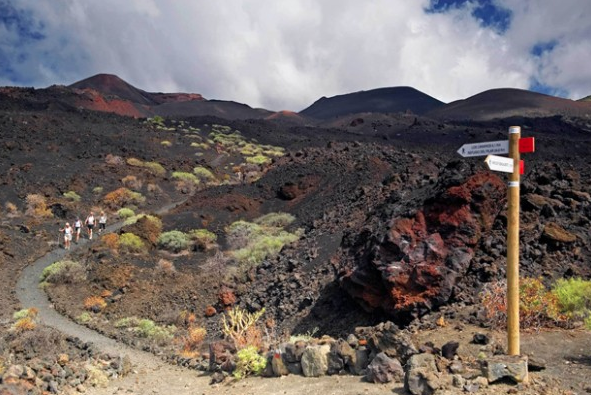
[340,172,505,317]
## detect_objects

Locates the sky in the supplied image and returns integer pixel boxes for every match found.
[1,0,591,111]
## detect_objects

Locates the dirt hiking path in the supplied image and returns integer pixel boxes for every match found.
[15,202,398,395]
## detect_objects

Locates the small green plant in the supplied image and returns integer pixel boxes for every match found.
[552,277,591,325]
[157,230,190,253]
[136,319,176,341]
[289,327,319,343]
[13,308,38,321]
[172,172,199,185]
[119,233,146,253]
[246,155,271,165]
[114,316,141,328]
[254,212,295,228]
[233,346,267,379]
[117,207,135,219]
[76,312,92,324]
[193,166,216,182]
[93,186,104,194]
[63,191,81,202]
[40,260,85,286]
[161,140,172,147]
[144,161,166,177]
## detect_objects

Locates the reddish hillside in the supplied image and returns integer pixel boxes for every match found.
[427,88,591,121]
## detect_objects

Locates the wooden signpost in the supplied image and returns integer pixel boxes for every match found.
[457,126,535,356]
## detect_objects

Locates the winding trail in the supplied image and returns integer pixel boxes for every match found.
[15,199,395,395]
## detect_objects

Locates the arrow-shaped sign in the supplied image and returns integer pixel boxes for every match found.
[457,140,509,157]
[484,155,514,173]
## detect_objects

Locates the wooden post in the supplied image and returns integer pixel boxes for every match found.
[507,126,521,355]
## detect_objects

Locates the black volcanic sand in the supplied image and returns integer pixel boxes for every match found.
[2,95,591,394]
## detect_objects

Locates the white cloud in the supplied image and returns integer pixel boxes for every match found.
[2,0,591,109]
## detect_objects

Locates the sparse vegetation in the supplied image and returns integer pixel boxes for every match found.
[76,312,92,324]
[25,194,52,217]
[193,166,216,182]
[161,140,172,147]
[552,277,591,328]
[135,319,176,343]
[254,212,296,228]
[178,326,207,358]
[171,172,199,185]
[40,260,85,286]
[126,158,166,177]
[12,308,39,332]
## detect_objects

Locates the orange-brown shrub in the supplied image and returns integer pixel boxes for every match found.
[219,289,237,306]
[84,296,107,312]
[178,310,197,327]
[105,154,125,166]
[124,215,162,245]
[5,202,18,216]
[204,306,217,317]
[25,194,52,218]
[179,326,207,358]
[100,289,113,298]
[13,317,36,332]
[156,259,176,275]
[103,187,145,209]
[101,233,120,251]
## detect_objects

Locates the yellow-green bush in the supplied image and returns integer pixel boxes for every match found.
[254,212,295,228]
[552,277,591,327]
[246,155,271,165]
[117,207,135,219]
[233,346,267,379]
[172,172,199,185]
[63,191,81,202]
[189,229,217,250]
[193,166,216,182]
[119,233,145,253]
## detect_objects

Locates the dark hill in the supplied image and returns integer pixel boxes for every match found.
[69,73,158,105]
[427,88,591,121]
[299,87,445,119]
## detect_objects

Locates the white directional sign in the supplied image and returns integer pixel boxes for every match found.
[457,140,509,157]
[484,155,514,173]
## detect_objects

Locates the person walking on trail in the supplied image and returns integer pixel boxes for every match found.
[85,211,96,240]
[98,211,107,234]
[74,217,82,244]
[59,222,73,250]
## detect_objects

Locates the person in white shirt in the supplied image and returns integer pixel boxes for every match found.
[98,211,107,234]
[74,217,82,243]
[85,212,96,240]
[60,222,73,250]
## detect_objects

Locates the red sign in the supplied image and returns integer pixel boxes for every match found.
[519,137,535,154]
[520,160,524,175]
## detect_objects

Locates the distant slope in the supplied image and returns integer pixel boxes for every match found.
[70,74,159,105]
[154,100,273,120]
[427,88,591,121]
[579,95,591,102]
[299,87,445,119]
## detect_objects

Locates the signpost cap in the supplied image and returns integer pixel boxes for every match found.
[509,126,521,134]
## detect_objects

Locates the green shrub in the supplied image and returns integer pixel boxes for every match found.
[93,186,104,194]
[233,346,267,379]
[76,312,92,324]
[119,233,145,253]
[157,230,190,253]
[172,172,199,185]
[193,166,216,182]
[117,207,135,219]
[161,140,172,147]
[254,212,295,228]
[232,232,298,265]
[63,191,81,202]
[136,319,175,341]
[13,308,38,321]
[144,161,166,177]
[40,260,85,285]
[114,316,140,328]
[246,155,271,165]
[552,277,591,321]
[148,115,165,126]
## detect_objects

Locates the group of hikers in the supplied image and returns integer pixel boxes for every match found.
[59,211,107,250]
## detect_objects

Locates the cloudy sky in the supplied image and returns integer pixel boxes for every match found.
[1,0,590,111]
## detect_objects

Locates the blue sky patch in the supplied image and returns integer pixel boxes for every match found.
[529,79,568,98]
[426,0,512,33]
[531,41,557,57]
